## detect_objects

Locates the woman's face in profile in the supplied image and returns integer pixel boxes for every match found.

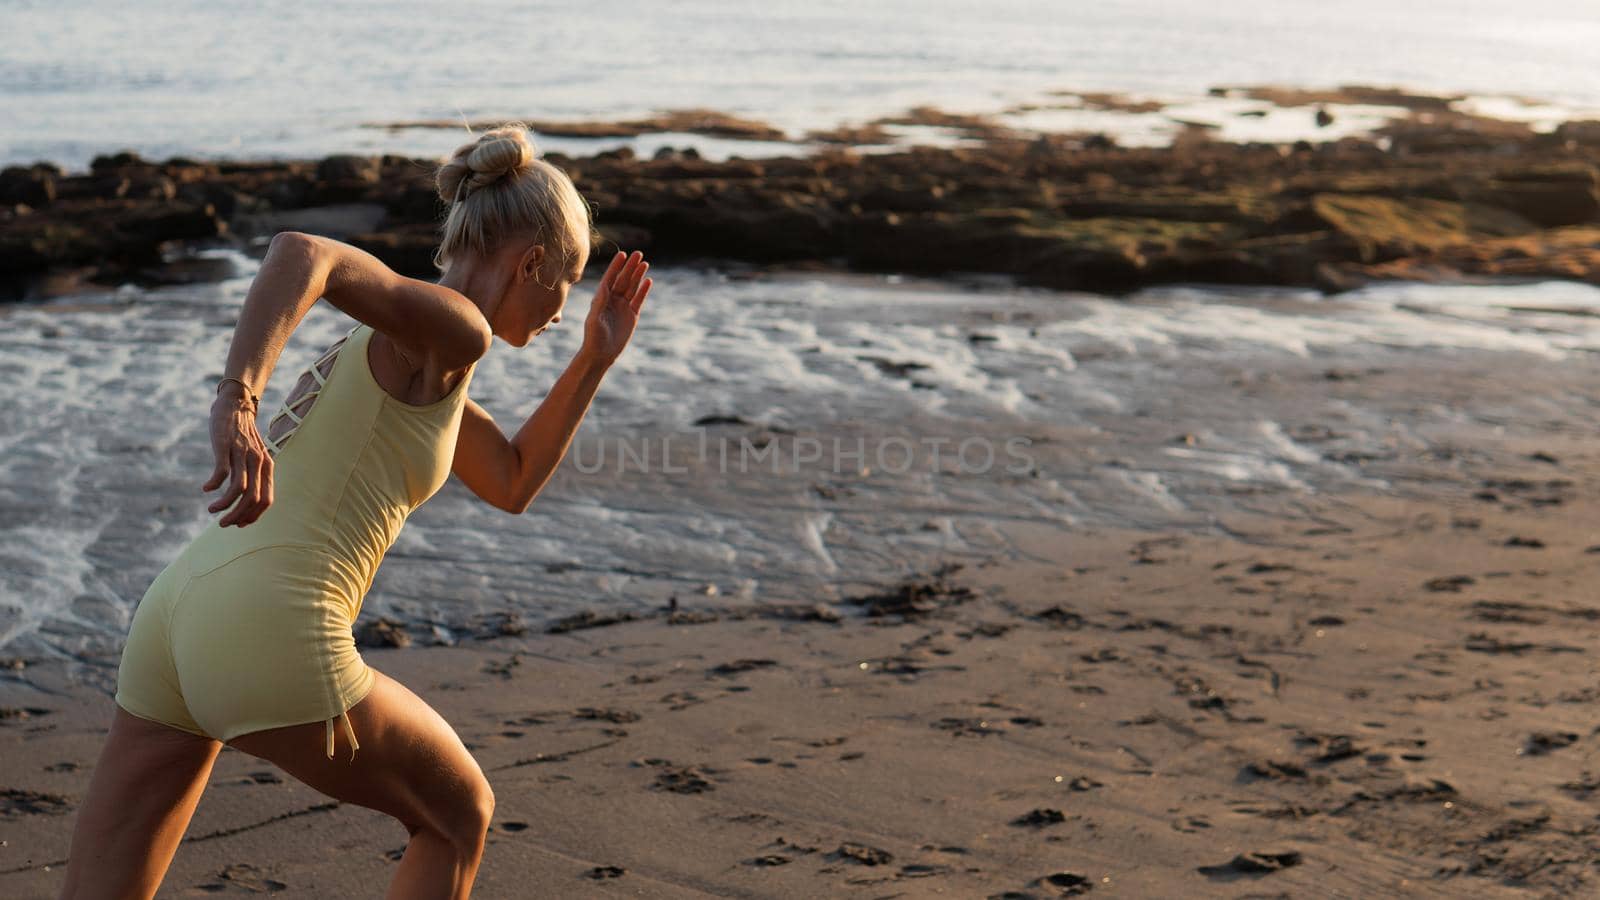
[512,243,586,346]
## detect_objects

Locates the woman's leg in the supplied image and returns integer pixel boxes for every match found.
[58,706,223,899]
[222,667,494,900]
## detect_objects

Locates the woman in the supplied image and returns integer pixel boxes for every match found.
[58,124,653,899]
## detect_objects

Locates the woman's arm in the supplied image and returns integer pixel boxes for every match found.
[204,231,493,527]
[219,232,490,399]
[450,250,653,514]
[452,353,609,513]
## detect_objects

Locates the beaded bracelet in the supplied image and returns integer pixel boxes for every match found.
[216,376,260,411]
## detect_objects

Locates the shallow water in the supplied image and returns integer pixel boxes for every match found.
[2,257,1599,669]
[6,0,1600,169]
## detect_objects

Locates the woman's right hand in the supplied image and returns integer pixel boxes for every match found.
[580,250,652,366]
[203,388,274,526]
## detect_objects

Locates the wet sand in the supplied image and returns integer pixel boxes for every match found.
[4,453,1600,896]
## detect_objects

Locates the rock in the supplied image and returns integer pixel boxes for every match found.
[355,616,411,648]
[593,223,653,258]
[643,203,837,262]
[0,166,56,208]
[1310,194,1536,262]
[381,183,441,222]
[349,226,440,278]
[1554,120,1600,148]
[316,154,381,184]
[857,180,950,212]
[1458,165,1600,227]
[234,202,390,241]
[90,151,151,173]
[1058,191,1261,223]
[260,175,315,209]
[1310,225,1600,288]
[175,182,250,219]
[112,200,225,244]
[1022,241,1146,293]
[11,104,1600,296]
[0,221,100,275]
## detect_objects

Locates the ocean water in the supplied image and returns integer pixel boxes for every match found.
[4,0,1600,169]
[3,255,1599,665]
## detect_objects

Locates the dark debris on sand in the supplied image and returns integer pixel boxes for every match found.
[841,565,974,619]
[0,787,72,817]
[354,616,411,648]
[828,841,894,866]
[545,610,640,634]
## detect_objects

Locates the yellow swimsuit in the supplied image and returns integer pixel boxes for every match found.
[114,321,475,762]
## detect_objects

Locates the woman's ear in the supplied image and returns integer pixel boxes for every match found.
[518,243,544,282]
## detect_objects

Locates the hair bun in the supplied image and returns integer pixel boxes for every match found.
[436,123,539,204]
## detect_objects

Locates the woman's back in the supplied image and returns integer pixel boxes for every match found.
[173,321,476,610]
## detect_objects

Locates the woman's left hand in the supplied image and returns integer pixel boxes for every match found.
[202,389,274,527]
[580,250,652,366]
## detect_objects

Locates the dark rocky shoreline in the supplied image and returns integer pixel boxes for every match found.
[5,96,1600,302]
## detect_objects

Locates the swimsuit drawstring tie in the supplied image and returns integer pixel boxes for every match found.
[325,710,360,762]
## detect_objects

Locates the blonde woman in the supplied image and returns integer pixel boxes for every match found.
[58,124,653,899]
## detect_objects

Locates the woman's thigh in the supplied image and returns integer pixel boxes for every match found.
[223,667,493,837]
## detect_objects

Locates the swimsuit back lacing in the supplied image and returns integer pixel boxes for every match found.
[265,327,357,457]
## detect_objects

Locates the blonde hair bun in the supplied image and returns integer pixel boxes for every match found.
[436,124,541,205]
[430,122,593,274]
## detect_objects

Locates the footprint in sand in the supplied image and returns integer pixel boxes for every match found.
[632,758,718,793]
[930,716,1003,737]
[0,787,72,817]
[571,706,641,723]
[1520,731,1579,756]
[0,706,53,724]
[195,862,287,892]
[1023,871,1094,896]
[707,658,779,677]
[1424,574,1476,592]
[1196,849,1302,879]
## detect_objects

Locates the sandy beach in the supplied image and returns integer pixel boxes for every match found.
[4,324,1599,896]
